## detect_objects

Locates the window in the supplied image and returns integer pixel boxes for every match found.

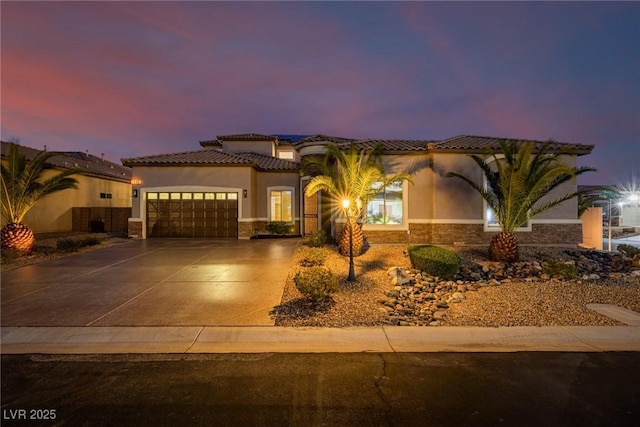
[270,190,293,222]
[278,151,295,160]
[484,178,530,231]
[365,180,403,225]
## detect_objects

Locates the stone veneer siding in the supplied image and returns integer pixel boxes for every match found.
[335,222,582,246]
[127,219,143,238]
[239,220,301,239]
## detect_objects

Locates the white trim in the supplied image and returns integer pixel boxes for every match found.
[238,217,268,222]
[408,219,485,224]
[267,186,295,223]
[530,219,582,224]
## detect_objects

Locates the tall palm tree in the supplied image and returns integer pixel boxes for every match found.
[1,143,82,255]
[446,140,595,262]
[302,143,411,257]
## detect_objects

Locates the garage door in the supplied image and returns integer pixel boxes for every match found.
[146,192,238,238]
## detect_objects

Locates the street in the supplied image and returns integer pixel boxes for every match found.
[2,352,638,426]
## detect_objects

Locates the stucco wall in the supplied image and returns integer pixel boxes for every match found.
[19,171,131,233]
[130,165,254,219]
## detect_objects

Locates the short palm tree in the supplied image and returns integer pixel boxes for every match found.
[446,140,595,262]
[1,143,82,255]
[302,143,411,257]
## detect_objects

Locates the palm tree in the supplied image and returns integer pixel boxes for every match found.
[1,143,82,255]
[446,140,595,262]
[302,143,411,257]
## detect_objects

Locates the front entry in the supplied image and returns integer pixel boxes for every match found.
[146,191,238,238]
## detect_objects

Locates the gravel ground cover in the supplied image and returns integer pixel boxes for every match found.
[1,233,131,272]
[273,242,640,327]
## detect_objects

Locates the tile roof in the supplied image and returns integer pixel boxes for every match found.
[340,139,433,152]
[434,135,594,154]
[217,133,277,141]
[122,149,299,171]
[1,141,131,182]
[299,135,356,144]
[199,139,222,148]
[122,149,254,166]
[237,152,300,171]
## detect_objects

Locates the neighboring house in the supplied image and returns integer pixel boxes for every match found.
[122,133,594,245]
[1,141,132,234]
[580,185,640,227]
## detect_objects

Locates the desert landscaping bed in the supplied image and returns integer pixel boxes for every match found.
[272,243,640,327]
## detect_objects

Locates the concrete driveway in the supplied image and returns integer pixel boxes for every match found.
[1,238,299,327]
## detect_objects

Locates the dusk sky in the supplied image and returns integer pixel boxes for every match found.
[1,1,638,185]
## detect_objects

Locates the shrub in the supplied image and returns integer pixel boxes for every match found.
[266,221,291,235]
[407,245,461,279]
[56,238,81,252]
[618,244,640,258]
[294,267,339,302]
[1,248,20,263]
[306,229,327,247]
[80,236,101,247]
[543,260,578,279]
[300,247,327,267]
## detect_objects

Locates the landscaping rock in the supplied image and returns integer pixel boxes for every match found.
[379,247,640,327]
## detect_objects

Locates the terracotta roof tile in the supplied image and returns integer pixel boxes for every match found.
[122,149,299,171]
[237,152,300,171]
[217,133,277,141]
[434,135,594,154]
[122,149,254,166]
[340,139,433,152]
[299,135,355,144]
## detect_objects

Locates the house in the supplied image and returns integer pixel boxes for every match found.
[1,141,132,234]
[580,185,640,227]
[122,133,594,245]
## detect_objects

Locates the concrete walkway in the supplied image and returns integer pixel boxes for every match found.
[2,325,639,354]
[2,238,639,355]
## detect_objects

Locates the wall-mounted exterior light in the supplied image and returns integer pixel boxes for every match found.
[131,179,142,185]
[243,189,248,198]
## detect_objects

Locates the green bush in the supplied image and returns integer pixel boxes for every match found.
[294,267,339,302]
[80,236,101,247]
[543,260,578,279]
[1,248,20,263]
[407,245,461,279]
[306,229,327,247]
[618,244,640,258]
[56,238,81,252]
[300,247,327,267]
[266,221,291,235]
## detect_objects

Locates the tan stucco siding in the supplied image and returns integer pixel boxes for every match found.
[381,154,434,221]
[256,172,301,219]
[20,172,131,233]
[130,165,254,219]
[431,154,484,220]
[531,155,579,221]
[222,140,274,157]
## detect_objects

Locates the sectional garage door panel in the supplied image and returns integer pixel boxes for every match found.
[146,192,238,238]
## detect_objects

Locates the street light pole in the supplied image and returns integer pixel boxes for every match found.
[342,199,356,282]
[608,198,612,252]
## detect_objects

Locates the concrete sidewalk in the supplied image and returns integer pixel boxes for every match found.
[2,325,639,354]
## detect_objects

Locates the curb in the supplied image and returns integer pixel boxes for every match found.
[2,326,639,354]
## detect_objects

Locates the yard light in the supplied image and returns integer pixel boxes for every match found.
[342,198,356,282]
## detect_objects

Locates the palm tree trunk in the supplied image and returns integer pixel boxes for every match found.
[339,222,364,256]
[1,222,35,255]
[489,232,519,262]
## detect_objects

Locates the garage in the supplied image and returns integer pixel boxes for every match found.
[146,191,238,238]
